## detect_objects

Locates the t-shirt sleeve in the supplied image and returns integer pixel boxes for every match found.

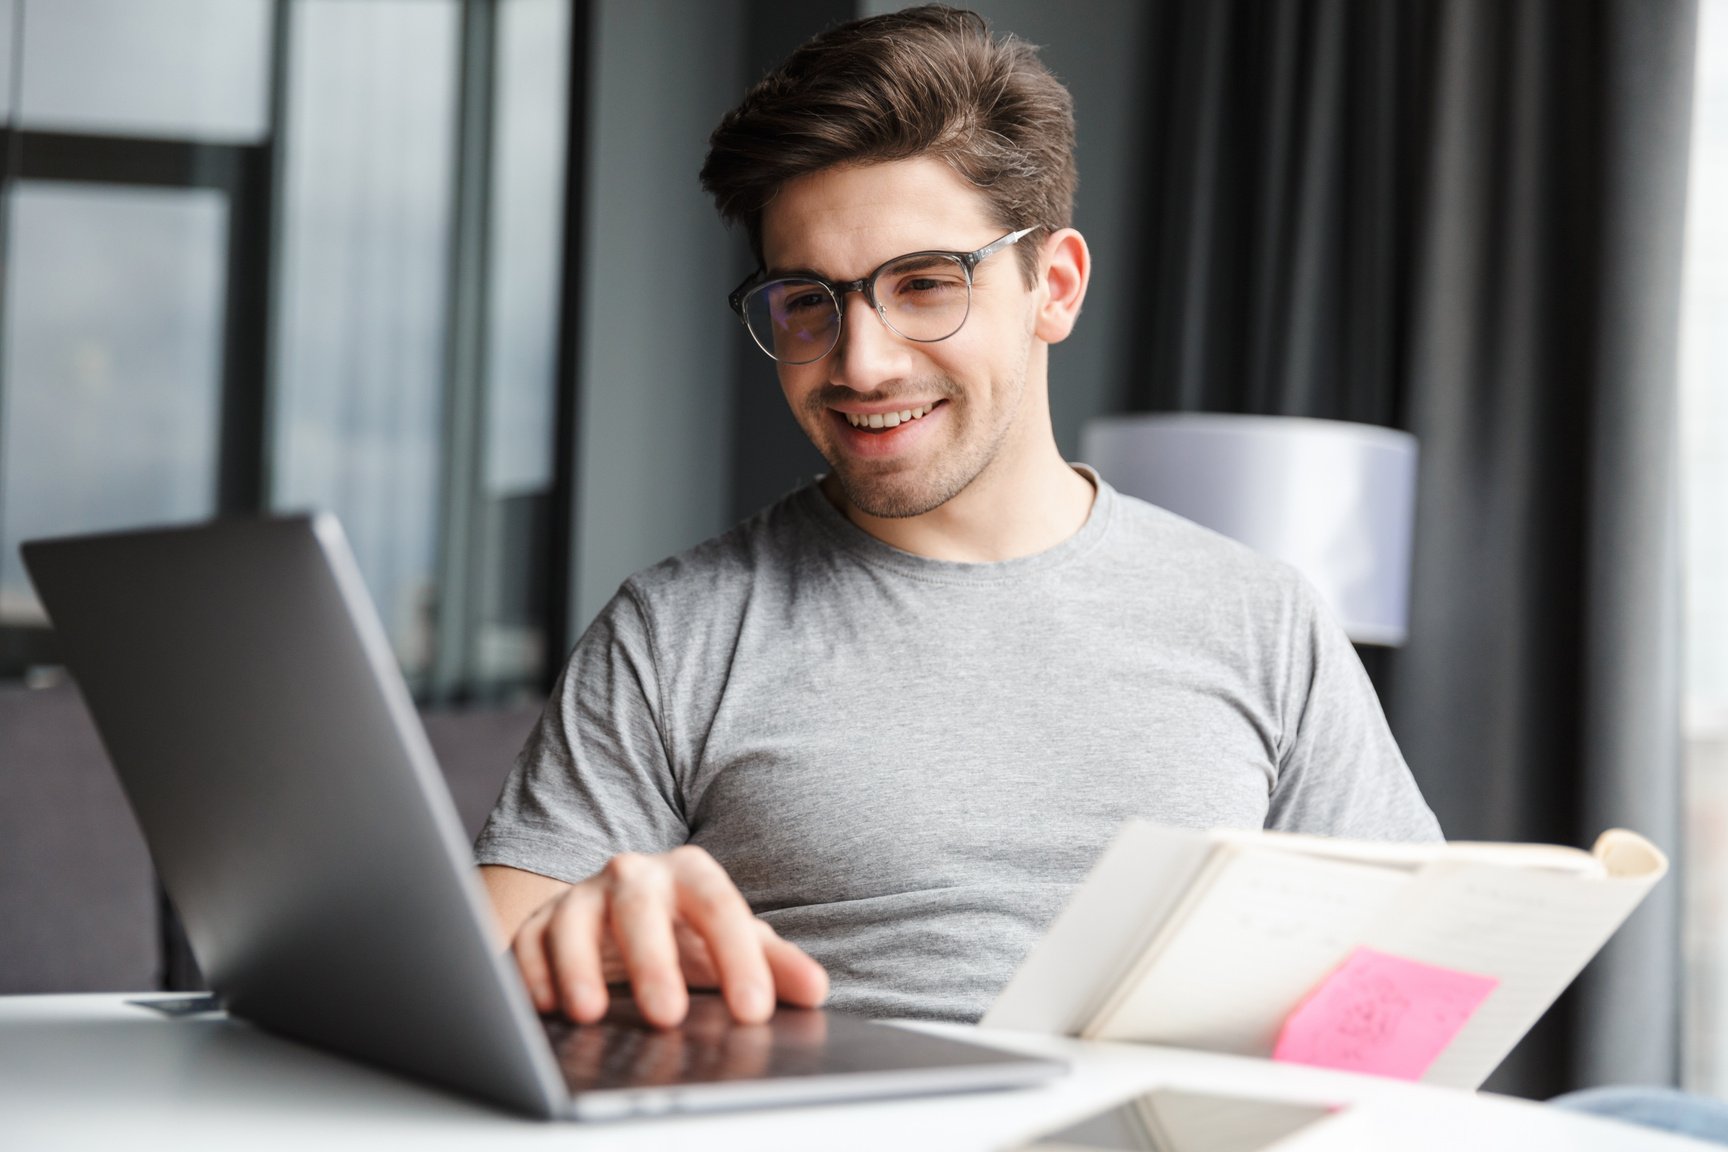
[473,583,689,882]
[1264,580,1443,842]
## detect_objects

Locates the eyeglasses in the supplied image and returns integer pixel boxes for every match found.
[727,227,1038,365]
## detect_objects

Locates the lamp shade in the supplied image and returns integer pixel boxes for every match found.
[1081,414,1418,647]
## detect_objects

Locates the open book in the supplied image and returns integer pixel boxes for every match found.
[982,822,1667,1089]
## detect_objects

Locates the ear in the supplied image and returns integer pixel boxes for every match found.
[1033,228,1090,345]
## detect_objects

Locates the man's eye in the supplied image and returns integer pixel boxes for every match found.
[888,276,965,303]
[777,290,836,317]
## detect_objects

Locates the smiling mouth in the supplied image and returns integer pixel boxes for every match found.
[843,402,939,431]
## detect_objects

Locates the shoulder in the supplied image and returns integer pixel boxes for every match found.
[614,485,826,630]
[575,488,826,736]
[1100,482,1317,615]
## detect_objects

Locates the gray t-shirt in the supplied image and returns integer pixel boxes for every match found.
[476,469,1441,1022]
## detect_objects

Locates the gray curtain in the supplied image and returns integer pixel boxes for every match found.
[1126,0,1697,1098]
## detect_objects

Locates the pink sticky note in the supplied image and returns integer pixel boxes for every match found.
[1273,947,1498,1081]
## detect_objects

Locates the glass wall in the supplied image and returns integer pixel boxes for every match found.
[0,0,572,699]
[10,0,271,142]
[1,183,229,618]
[1681,0,1728,1098]
[477,0,570,687]
[0,0,273,676]
[270,0,460,681]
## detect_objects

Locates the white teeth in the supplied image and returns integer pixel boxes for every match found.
[846,403,935,429]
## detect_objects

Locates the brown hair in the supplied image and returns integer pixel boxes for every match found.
[699,5,1076,286]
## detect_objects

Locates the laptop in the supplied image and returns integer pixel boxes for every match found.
[21,514,1064,1120]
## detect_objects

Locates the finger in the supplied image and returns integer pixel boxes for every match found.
[757,921,830,1008]
[543,883,609,1023]
[598,931,626,984]
[669,846,775,1024]
[672,921,719,987]
[511,903,558,1014]
[603,854,688,1028]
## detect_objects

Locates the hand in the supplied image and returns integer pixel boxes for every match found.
[506,845,829,1029]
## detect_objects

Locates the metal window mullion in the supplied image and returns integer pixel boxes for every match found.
[543,0,591,684]
[254,0,291,512]
[0,0,25,618]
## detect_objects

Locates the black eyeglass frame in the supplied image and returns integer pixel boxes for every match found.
[726,226,1040,365]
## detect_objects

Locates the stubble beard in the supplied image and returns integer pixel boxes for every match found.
[806,363,1027,520]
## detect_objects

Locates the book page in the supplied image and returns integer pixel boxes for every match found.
[1593,828,1667,878]
[983,822,1218,1034]
[1359,859,1666,1089]
[989,821,1664,1081]
[1214,828,1607,876]
[1085,850,1410,1052]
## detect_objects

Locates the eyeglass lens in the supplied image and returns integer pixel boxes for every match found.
[743,252,973,365]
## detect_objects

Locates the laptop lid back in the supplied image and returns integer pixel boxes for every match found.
[23,515,567,1117]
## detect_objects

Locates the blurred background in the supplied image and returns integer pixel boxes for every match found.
[0,0,1722,1105]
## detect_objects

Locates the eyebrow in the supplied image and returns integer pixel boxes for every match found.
[882,254,954,274]
[761,263,829,281]
[762,249,958,283]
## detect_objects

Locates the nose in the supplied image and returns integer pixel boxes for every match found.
[827,289,910,391]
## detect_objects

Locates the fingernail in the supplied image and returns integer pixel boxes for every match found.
[738,983,772,1020]
[640,981,678,1021]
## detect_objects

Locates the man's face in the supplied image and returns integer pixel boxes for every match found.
[758,157,1042,520]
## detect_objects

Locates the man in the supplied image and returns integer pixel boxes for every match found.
[477,5,1440,1033]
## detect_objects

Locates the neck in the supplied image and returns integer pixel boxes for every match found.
[824,385,1097,564]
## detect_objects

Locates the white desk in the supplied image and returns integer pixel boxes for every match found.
[0,994,1710,1151]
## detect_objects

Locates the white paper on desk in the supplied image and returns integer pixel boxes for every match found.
[1361,858,1665,1090]
[982,822,1217,1034]
[1142,1089,1338,1152]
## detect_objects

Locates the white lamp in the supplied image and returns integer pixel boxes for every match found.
[1081,413,1418,647]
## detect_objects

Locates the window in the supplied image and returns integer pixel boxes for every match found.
[9,0,271,142]
[0,183,229,615]
[269,0,461,683]
[1681,0,1728,1097]
[0,0,273,675]
[0,0,575,700]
